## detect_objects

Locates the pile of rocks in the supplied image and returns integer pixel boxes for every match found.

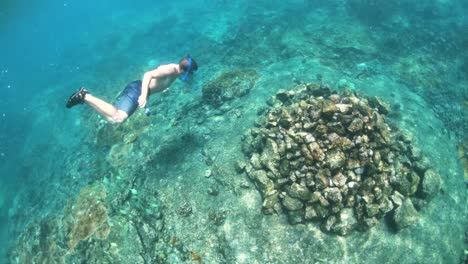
[239,83,440,235]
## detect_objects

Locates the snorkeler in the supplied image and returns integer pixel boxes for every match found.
[66,55,198,123]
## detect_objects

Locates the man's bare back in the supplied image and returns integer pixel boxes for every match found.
[147,64,181,94]
[66,56,198,123]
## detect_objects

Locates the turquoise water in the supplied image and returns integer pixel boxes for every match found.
[1,1,467,263]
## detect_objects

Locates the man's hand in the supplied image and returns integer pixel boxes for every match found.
[138,95,147,108]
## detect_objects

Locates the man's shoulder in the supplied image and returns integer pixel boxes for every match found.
[157,63,178,70]
[155,64,178,75]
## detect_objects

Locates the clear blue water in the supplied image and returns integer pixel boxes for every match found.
[1,0,467,263]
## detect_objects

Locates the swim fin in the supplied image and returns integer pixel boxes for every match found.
[66,87,88,108]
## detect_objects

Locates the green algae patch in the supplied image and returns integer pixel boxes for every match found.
[95,114,151,147]
[457,139,468,180]
[202,68,260,108]
[106,142,135,168]
[63,184,109,252]
[10,183,109,263]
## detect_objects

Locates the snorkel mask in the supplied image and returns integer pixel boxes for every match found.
[179,56,193,81]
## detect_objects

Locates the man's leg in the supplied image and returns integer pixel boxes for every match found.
[66,87,129,123]
[84,94,128,123]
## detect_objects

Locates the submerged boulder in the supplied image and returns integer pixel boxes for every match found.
[419,169,441,199]
[392,198,419,230]
[202,68,260,108]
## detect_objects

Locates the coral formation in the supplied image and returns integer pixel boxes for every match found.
[202,68,259,108]
[10,216,67,263]
[63,184,109,252]
[9,180,186,263]
[96,115,150,147]
[10,183,109,262]
[240,83,441,235]
[107,142,135,168]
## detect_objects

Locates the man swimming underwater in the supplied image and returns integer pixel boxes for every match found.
[66,55,198,123]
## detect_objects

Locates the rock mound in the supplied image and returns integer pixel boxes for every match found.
[240,83,440,235]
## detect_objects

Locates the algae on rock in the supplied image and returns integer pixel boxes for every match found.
[202,68,260,108]
[64,184,109,252]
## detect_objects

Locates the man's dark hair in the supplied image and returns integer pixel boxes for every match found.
[179,56,198,73]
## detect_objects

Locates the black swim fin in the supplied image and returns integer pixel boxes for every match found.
[66,87,88,108]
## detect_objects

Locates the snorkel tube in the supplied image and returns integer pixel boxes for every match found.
[179,56,193,81]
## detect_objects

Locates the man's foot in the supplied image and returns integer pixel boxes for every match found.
[66,87,88,108]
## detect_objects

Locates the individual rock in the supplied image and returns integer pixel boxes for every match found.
[204,169,213,178]
[178,201,193,217]
[366,203,380,217]
[241,134,255,155]
[392,198,419,230]
[327,149,346,170]
[313,206,328,220]
[336,103,352,113]
[409,172,420,195]
[309,191,322,204]
[328,122,346,135]
[414,156,431,175]
[281,195,304,211]
[368,96,390,115]
[250,153,262,170]
[262,192,279,215]
[305,205,319,220]
[248,170,274,192]
[202,68,259,107]
[346,159,361,170]
[333,208,357,236]
[276,178,289,189]
[323,187,342,203]
[308,142,325,161]
[234,160,247,174]
[332,173,347,187]
[315,124,328,135]
[362,217,379,229]
[420,169,441,199]
[207,185,219,196]
[261,139,280,165]
[336,137,354,150]
[308,83,332,97]
[276,89,290,103]
[378,197,394,214]
[321,215,337,232]
[315,173,330,190]
[347,118,364,133]
[408,145,422,161]
[278,109,294,128]
[288,183,310,201]
[329,94,341,103]
[390,191,405,207]
[321,100,337,115]
[287,209,305,224]
[410,197,427,211]
[303,122,316,131]
[393,172,419,196]
[279,160,290,177]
